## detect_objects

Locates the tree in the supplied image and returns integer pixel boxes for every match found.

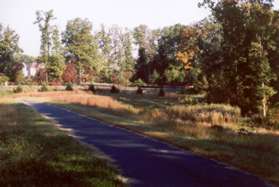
[34,10,56,84]
[149,70,160,84]
[18,54,34,64]
[107,26,127,83]
[132,47,150,83]
[48,26,65,82]
[97,25,134,85]
[133,25,149,49]
[266,7,279,101]
[133,25,160,53]
[177,25,204,72]
[62,62,78,83]
[132,24,196,85]
[132,25,159,84]
[248,41,276,117]
[164,65,185,84]
[200,0,277,116]
[63,18,101,84]
[51,26,63,55]
[0,25,23,83]
[116,28,134,85]
[35,68,47,84]
[48,55,65,82]
[96,24,112,60]
[153,24,185,84]
[96,25,113,82]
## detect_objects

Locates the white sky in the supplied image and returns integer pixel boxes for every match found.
[0,0,278,56]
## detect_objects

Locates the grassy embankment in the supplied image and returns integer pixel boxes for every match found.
[15,91,279,186]
[0,97,124,186]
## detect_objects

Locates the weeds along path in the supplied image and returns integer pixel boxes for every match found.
[26,101,270,187]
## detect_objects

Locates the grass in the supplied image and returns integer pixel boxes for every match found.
[14,91,279,186]
[0,100,124,186]
[162,104,241,124]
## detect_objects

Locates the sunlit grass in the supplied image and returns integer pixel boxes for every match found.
[16,91,140,114]
[0,102,123,186]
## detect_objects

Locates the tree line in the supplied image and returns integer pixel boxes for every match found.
[0,0,279,117]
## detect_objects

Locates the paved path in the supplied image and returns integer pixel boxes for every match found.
[28,102,269,187]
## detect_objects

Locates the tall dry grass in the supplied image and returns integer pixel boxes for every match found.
[17,91,140,114]
[17,91,240,128]
[146,104,241,127]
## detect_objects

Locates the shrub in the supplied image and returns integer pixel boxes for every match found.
[0,75,9,85]
[136,87,143,95]
[88,84,96,93]
[134,79,145,87]
[14,71,25,84]
[65,83,74,91]
[21,78,35,86]
[13,85,23,93]
[39,84,49,92]
[62,63,77,83]
[250,114,279,129]
[110,85,120,94]
[35,68,47,83]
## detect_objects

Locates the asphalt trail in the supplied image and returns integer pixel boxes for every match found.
[28,102,269,187]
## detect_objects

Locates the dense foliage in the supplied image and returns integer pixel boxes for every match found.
[199,0,278,116]
[0,25,23,83]
[1,2,279,116]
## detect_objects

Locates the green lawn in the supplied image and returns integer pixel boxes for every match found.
[0,103,124,186]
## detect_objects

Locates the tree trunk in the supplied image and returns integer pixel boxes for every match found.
[262,83,267,118]
[46,42,51,85]
[45,68,48,84]
[78,63,82,85]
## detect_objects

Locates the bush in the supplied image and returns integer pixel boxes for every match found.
[250,114,279,129]
[136,87,143,95]
[158,87,165,97]
[13,85,23,93]
[62,63,77,83]
[0,75,9,85]
[133,79,145,87]
[39,84,49,92]
[14,71,25,85]
[88,84,96,93]
[65,83,74,91]
[21,78,35,86]
[110,85,120,94]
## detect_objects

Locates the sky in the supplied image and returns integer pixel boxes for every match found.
[0,0,278,56]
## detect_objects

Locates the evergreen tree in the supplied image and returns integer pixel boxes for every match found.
[48,26,65,82]
[133,47,149,83]
[0,25,23,83]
